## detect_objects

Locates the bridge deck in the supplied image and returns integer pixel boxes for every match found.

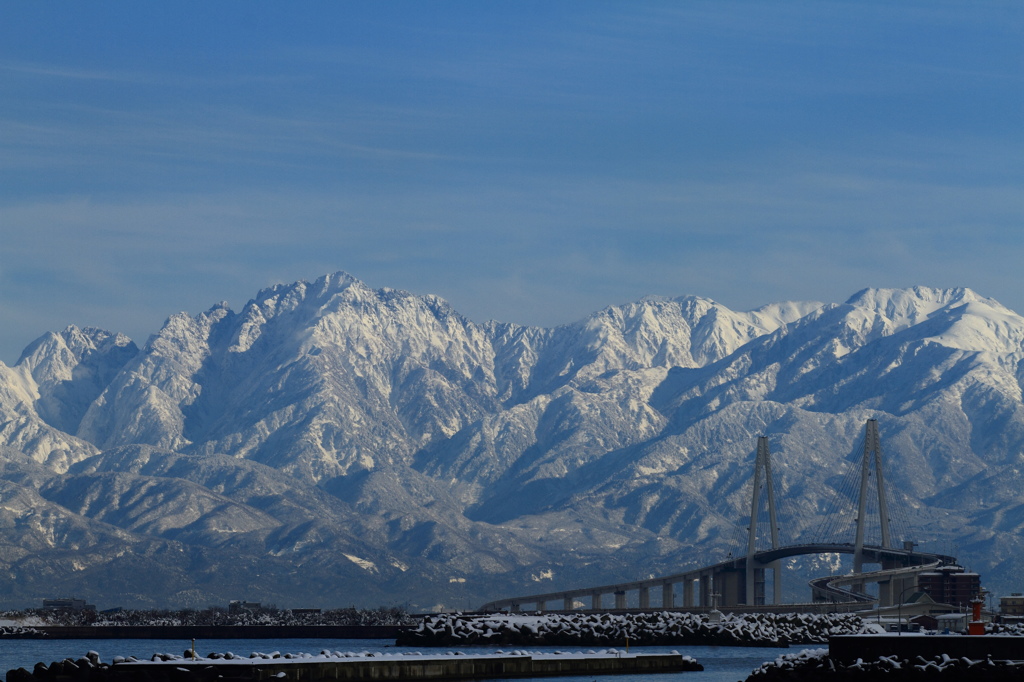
[481,544,955,611]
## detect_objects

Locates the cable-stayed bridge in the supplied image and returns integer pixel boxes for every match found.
[480,420,957,613]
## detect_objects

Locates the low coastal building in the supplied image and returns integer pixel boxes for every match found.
[228,600,262,613]
[42,598,95,612]
[1000,593,1024,617]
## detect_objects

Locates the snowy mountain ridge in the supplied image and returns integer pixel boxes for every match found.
[0,275,1022,609]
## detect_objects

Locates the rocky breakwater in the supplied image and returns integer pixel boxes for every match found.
[397,611,884,647]
[7,649,701,682]
[0,627,42,639]
[8,651,106,682]
[746,648,1024,681]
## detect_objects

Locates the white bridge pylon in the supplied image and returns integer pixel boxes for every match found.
[479,419,949,613]
[854,418,893,571]
[745,436,781,605]
[745,420,898,604]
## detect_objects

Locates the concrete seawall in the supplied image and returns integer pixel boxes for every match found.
[8,651,700,682]
[830,634,1024,663]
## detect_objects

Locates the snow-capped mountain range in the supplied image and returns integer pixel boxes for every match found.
[1,274,1021,609]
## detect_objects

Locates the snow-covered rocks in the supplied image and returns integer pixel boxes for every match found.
[397,611,881,647]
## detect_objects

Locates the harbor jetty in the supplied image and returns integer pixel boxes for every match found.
[746,636,1024,680]
[829,634,1024,663]
[7,649,701,682]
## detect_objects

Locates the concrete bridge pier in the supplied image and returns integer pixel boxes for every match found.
[590,591,602,610]
[878,573,918,608]
[876,578,892,607]
[563,596,574,610]
[751,565,765,605]
[745,559,781,605]
[714,566,743,606]
[874,547,924,607]
[662,582,674,608]
[614,590,627,609]
[810,581,830,603]
[699,572,713,607]
[639,586,650,609]
[683,578,694,607]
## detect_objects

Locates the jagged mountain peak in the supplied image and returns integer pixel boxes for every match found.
[147,305,232,357]
[837,287,1024,355]
[226,272,468,356]
[17,325,134,376]
[249,271,365,313]
[11,326,139,440]
[909,299,1024,355]
[572,294,809,374]
[844,286,1002,330]
[7,279,1024,608]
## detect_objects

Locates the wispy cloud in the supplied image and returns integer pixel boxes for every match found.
[0,61,131,81]
[1,2,1021,361]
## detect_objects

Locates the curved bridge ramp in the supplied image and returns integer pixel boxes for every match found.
[810,559,944,606]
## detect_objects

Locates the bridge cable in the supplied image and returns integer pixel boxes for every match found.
[808,420,914,551]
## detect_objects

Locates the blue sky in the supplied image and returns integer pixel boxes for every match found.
[1,2,1022,362]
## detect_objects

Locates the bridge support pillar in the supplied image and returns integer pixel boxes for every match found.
[716,568,743,607]
[614,590,626,610]
[699,573,713,608]
[510,603,520,613]
[639,586,650,609]
[683,579,694,607]
[744,560,781,605]
[590,591,602,610]
[563,596,574,610]
[877,579,892,608]
[898,575,917,605]
[662,583,674,608]
[879,574,917,608]
[752,566,765,605]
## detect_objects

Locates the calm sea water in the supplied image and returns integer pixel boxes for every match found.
[0,637,799,682]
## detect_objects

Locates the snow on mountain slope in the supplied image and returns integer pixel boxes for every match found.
[73,275,785,485]
[40,471,282,542]
[844,286,1000,331]
[0,335,102,472]
[618,288,1024,579]
[18,326,139,434]
[2,279,1024,608]
[76,305,230,451]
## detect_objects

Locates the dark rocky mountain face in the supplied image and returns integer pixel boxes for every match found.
[0,275,1020,610]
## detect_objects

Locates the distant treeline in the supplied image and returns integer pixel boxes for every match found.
[1,605,414,628]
